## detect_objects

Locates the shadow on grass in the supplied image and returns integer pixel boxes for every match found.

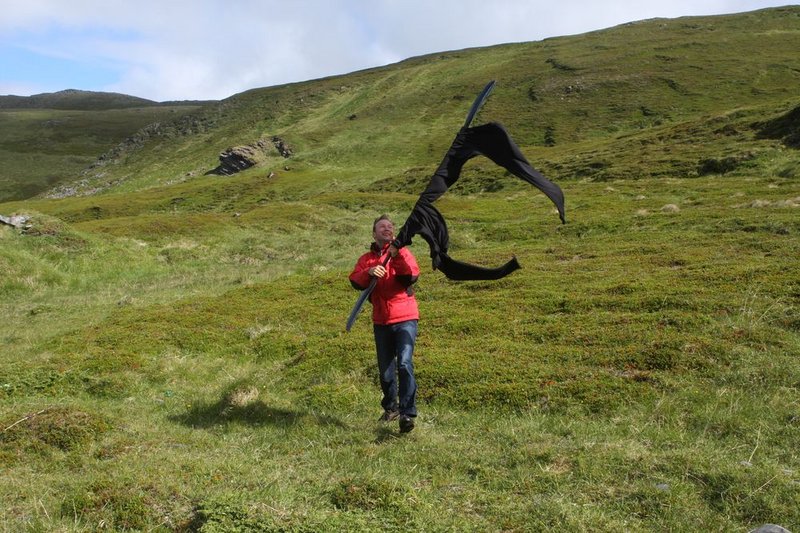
[170,399,347,430]
[373,425,410,444]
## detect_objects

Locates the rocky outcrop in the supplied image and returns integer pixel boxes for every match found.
[271,136,293,158]
[44,113,218,199]
[0,214,31,230]
[209,139,271,176]
[754,104,800,148]
[92,115,216,168]
[208,137,293,176]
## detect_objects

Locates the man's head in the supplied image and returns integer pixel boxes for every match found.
[372,214,395,246]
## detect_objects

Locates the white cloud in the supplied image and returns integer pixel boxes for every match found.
[0,0,792,100]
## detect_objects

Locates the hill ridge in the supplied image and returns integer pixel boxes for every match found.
[0,89,214,111]
[45,6,800,198]
[1,6,799,203]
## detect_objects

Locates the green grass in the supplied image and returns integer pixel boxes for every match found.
[1,7,799,531]
[2,173,798,530]
[0,106,202,202]
[12,6,792,200]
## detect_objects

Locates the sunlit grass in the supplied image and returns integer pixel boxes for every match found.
[2,7,800,530]
[2,173,798,530]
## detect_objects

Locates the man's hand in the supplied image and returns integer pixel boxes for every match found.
[369,265,387,278]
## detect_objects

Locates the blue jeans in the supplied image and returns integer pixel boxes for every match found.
[373,320,418,417]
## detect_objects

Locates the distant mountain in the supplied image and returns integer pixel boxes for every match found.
[0,89,212,111]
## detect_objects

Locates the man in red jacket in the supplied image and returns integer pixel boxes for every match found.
[350,215,421,433]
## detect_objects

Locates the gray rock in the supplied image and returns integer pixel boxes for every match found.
[0,214,31,230]
[749,525,792,533]
[271,136,293,158]
[208,137,292,176]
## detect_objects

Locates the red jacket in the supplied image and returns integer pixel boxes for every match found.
[349,243,420,325]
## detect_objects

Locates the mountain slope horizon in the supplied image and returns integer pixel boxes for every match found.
[23,5,799,203]
[0,88,215,111]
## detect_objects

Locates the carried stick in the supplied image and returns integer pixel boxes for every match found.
[345,252,391,331]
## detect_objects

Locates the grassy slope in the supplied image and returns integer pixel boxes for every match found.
[1,7,799,531]
[38,6,800,198]
[0,105,202,202]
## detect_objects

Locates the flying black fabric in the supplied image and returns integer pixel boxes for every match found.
[393,121,565,280]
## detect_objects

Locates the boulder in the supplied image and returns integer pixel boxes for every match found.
[208,137,293,176]
[209,139,271,176]
[0,214,31,230]
[271,136,293,158]
[749,525,792,533]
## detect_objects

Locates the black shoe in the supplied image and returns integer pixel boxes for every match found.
[379,410,399,422]
[399,415,415,433]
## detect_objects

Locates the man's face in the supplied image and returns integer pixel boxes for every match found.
[373,219,395,244]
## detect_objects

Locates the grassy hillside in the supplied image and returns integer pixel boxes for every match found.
[36,6,800,199]
[0,104,204,202]
[1,7,799,531]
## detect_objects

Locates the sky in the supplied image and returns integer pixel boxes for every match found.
[0,0,793,102]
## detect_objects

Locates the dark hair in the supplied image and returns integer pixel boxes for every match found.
[373,214,393,231]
